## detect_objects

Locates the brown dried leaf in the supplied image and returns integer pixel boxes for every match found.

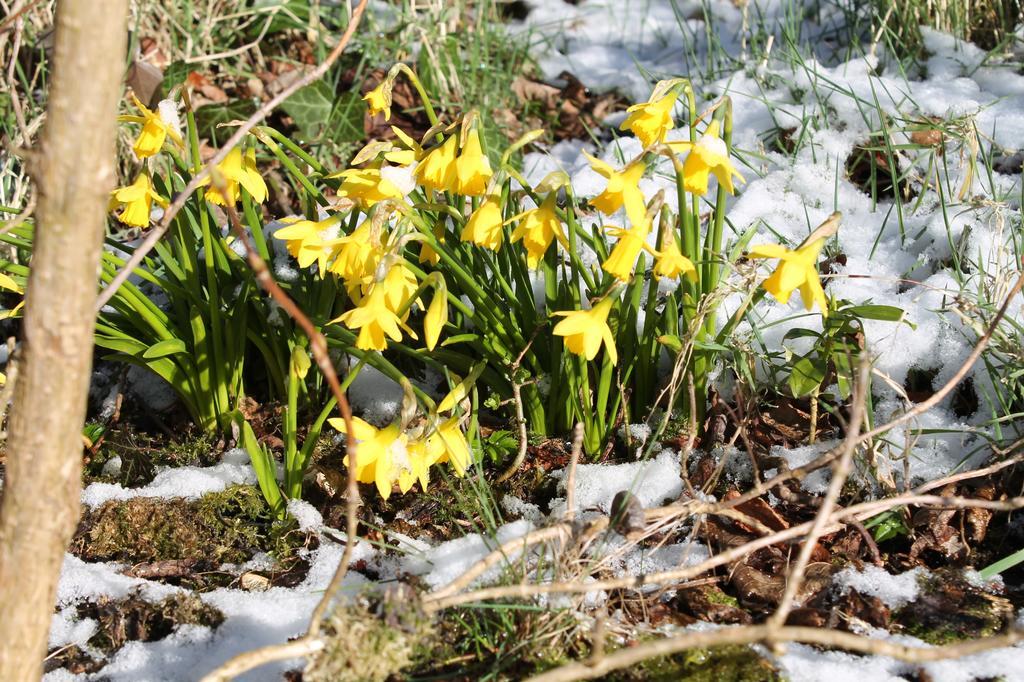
[126,60,164,107]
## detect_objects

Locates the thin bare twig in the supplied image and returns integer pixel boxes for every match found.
[768,354,870,628]
[525,624,1024,682]
[425,493,1024,611]
[564,423,584,521]
[495,326,543,484]
[95,0,370,312]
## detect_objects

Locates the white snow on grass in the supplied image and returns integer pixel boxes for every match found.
[778,618,1024,682]
[550,449,683,515]
[81,449,256,507]
[402,520,535,591]
[833,564,926,609]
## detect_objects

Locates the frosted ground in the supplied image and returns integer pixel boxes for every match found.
[48,0,1024,680]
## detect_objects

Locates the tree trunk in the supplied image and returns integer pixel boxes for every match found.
[0,1,128,678]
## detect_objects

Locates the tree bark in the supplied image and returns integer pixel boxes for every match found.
[0,1,128,678]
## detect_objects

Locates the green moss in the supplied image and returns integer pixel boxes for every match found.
[605,644,780,682]
[894,570,1012,645]
[72,484,305,568]
[705,589,741,608]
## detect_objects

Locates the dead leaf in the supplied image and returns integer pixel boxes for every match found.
[126,61,164,108]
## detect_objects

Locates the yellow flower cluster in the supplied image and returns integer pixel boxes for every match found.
[327,411,471,501]
[111,95,269,228]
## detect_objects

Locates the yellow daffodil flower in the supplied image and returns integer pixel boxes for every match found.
[328,223,382,285]
[200,147,269,206]
[620,93,676,148]
[552,296,618,365]
[510,194,568,269]
[273,215,343,277]
[332,284,411,351]
[424,286,448,351]
[386,127,423,167]
[418,223,444,265]
[415,135,458,194]
[332,167,405,208]
[363,81,392,121]
[583,152,647,227]
[748,238,828,316]
[461,196,504,251]
[121,95,183,158]
[668,120,744,196]
[328,417,409,499]
[653,240,697,281]
[400,440,437,494]
[377,262,419,316]
[428,417,472,476]
[602,223,654,282]
[110,173,168,227]
[454,128,493,196]
[436,363,485,413]
[0,272,24,321]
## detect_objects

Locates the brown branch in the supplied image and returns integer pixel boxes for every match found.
[95,0,370,312]
[198,638,326,682]
[525,624,1024,682]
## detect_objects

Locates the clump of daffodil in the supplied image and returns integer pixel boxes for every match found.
[668,120,744,196]
[553,295,619,365]
[510,194,568,269]
[110,172,168,227]
[415,135,458,194]
[602,222,655,282]
[653,239,697,281]
[200,147,269,206]
[748,238,829,316]
[583,152,648,227]
[121,94,183,159]
[454,125,493,196]
[273,215,343,277]
[461,195,504,251]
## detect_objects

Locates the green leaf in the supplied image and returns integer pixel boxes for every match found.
[845,304,906,322]
[657,335,683,353]
[980,546,1024,580]
[195,100,257,145]
[781,327,821,343]
[788,354,827,397]
[281,81,364,143]
[143,338,188,359]
[161,61,190,97]
[237,416,285,517]
[693,338,732,353]
[865,510,910,543]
